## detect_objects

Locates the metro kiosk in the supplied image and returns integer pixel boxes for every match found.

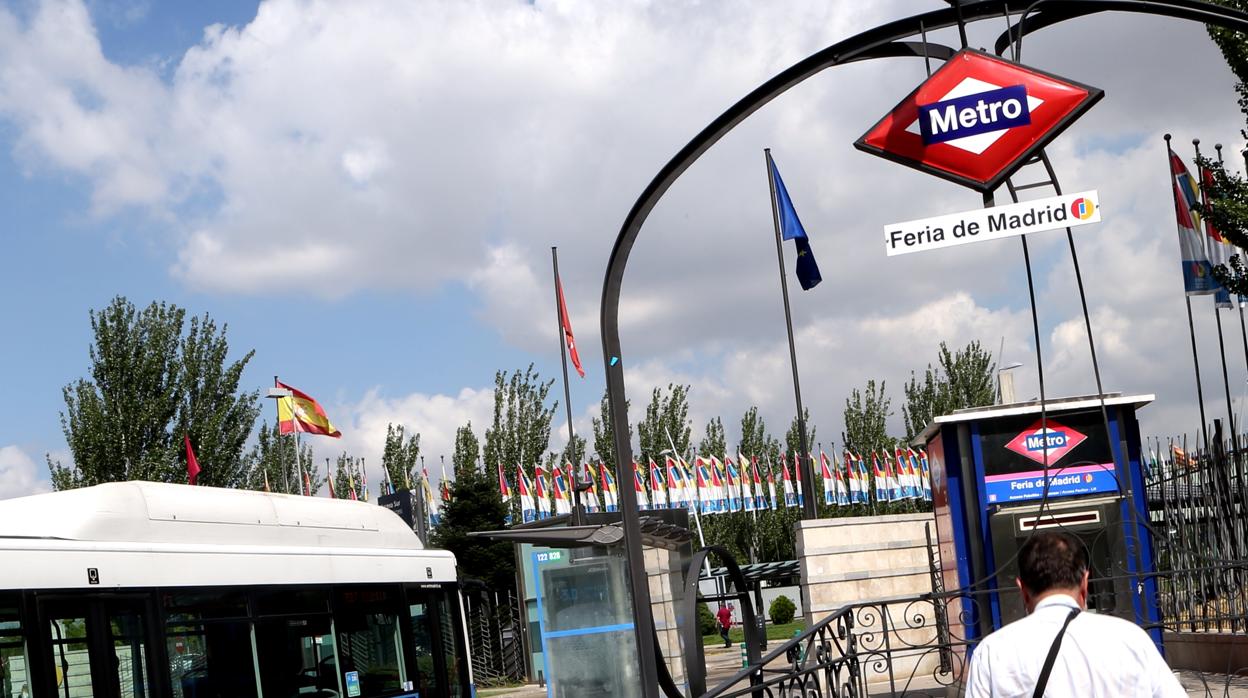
[915,393,1161,648]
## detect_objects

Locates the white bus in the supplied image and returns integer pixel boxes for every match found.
[0,481,472,698]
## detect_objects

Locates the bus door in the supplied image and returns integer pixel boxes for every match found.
[35,595,157,698]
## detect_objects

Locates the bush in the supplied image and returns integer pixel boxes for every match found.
[769,595,796,625]
[698,602,718,636]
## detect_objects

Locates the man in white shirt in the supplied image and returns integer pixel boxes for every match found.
[965,530,1185,697]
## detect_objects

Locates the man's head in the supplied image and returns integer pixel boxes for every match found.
[1015,530,1090,612]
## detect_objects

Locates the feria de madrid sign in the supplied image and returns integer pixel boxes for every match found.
[855,49,1104,254]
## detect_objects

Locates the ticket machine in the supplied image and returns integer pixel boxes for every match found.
[917,393,1160,646]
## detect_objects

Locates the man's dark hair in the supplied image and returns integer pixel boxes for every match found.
[1018,531,1089,594]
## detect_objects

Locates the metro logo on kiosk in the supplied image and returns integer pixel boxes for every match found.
[1004,419,1087,465]
[855,50,1103,192]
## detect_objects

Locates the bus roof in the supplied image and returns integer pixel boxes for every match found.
[0,481,425,550]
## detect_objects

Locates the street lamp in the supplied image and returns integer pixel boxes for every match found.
[266,385,294,494]
[997,362,1023,404]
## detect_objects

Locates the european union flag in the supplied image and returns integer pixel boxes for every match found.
[769,157,822,290]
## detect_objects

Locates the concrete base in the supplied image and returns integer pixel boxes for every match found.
[796,512,939,687]
[1165,632,1248,675]
[796,512,937,623]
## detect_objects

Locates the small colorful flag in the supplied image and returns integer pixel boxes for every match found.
[518,466,536,523]
[184,435,200,486]
[1169,149,1216,295]
[781,455,796,508]
[601,463,619,512]
[794,452,806,508]
[498,462,513,500]
[634,462,651,510]
[649,459,668,509]
[766,460,778,510]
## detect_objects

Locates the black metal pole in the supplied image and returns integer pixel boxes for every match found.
[552,247,584,526]
[1195,139,1239,456]
[1168,135,1212,450]
[765,149,817,520]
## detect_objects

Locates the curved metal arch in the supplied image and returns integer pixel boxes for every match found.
[598,3,1248,695]
[679,546,763,697]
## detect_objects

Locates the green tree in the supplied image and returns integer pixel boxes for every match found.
[49,297,260,489]
[327,451,366,499]
[432,422,515,593]
[591,387,631,473]
[843,381,893,457]
[242,421,321,495]
[483,366,556,482]
[452,422,481,477]
[902,341,996,440]
[698,417,726,458]
[637,384,692,462]
[381,423,421,490]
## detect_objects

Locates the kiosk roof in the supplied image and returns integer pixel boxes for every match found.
[912,392,1154,446]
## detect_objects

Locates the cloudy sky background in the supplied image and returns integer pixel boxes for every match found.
[1,0,1245,499]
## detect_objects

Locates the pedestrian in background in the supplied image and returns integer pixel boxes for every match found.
[716,603,734,648]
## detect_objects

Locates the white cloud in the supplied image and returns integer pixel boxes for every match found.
[4,0,1248,464]
[0,445,51,500]
[315,384,497,490]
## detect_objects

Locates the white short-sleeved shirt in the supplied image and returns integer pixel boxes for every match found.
[964,594,1185,698]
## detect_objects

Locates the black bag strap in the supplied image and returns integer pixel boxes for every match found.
[1032,607,1081,698]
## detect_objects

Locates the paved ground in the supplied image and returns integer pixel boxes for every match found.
[481,655,1248,697]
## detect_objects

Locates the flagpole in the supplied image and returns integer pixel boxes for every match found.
[274,376,291,494]
[551,247,585,526]
[1196,139,1239,455]
[765,148,817,520]
[1167,136,1212,451]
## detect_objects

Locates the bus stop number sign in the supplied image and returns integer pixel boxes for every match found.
[854,49,1103,193]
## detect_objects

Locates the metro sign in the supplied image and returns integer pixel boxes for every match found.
[855,49,1103,192]
[1005,419,1087,466]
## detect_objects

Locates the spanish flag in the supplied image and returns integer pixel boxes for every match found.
[276,380,342,437]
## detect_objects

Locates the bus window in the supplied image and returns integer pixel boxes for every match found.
[255,616,339,698]
[333,587,403,695]
[0,596,30,698]
[434,595,465,697]
[45,611,91,698]
[404,595,437,696]
[108,606,150,698]
[163,591,257,698]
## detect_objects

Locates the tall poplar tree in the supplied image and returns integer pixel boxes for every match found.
[381,423,421,490]
[49,297,259,490]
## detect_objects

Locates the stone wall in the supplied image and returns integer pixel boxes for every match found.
[796,512,937,624]
[796,512,940,687]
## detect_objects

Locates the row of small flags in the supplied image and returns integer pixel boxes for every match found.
[495,448,932,523]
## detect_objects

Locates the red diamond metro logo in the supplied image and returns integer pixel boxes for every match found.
[1005,419,1087,466]
[854,49,1103,193]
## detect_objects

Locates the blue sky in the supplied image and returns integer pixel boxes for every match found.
[1,0,1246,498]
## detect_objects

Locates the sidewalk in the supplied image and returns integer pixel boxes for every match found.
[477,663,1248,696]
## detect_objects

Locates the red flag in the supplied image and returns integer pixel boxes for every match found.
[184,435,201,486]
[556,276,586,378]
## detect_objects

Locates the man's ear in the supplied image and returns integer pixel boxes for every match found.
[1016,576,1031,609]
[1079,569,1090,607]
